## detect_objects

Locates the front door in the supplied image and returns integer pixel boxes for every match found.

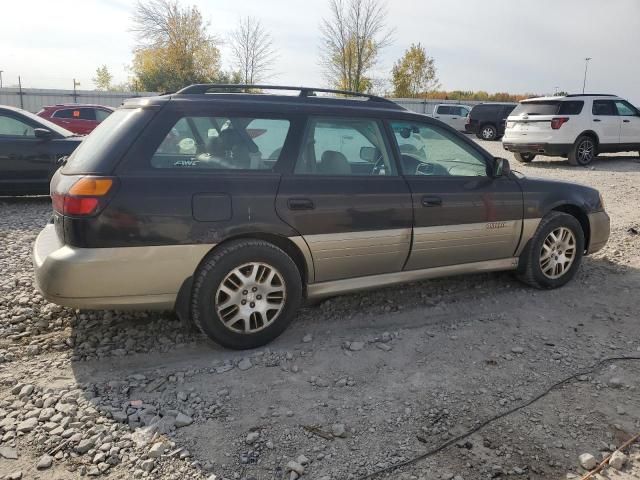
[614,100,640,146]
[389,120,523,270]
[276,116,413,283]
[592,99,621,145]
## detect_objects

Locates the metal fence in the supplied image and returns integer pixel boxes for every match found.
[0,87,492,115]
[0,87,158,113]
[389,98,484,115]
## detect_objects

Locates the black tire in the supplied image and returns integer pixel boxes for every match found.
[514,152,536,163]
[476,124,497,141]
[516,211,585,289]
[191,239,302,350]
[568,135,597,166]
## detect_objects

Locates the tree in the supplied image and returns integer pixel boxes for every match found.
[391,43,439,98]
[130,0,222,92]
[319,0,393,93]
[93,65,113,90]
[229,16,276,84]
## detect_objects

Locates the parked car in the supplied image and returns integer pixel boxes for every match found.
[37,104,114,135]
[503,94,640,165]
[33,84,610,349]
[0,105,82,196]
[465,103,517,140]
[428,104,471,131]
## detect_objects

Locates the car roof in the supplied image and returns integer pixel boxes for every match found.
[522,94,621,102]
[42,104,114,109]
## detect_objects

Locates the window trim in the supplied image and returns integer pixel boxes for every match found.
[292,115,399,177]
[385,118,492,178]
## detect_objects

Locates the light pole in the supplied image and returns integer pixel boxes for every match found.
[0,71,3,88]
[582,57,592,94]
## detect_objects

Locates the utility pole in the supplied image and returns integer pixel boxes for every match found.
[73,78,81,103]
[0,70,3,88]
[582,57,592,94]
[18,76,24,109]
[554,86,559,95]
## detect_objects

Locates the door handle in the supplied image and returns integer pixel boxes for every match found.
[623,119,630,123]
[451,117,458,119]
[287,198,314,210]
[421,196,442,207]
[593,119,601,122]
[434,116,440,119]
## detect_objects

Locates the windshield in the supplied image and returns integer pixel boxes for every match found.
[21,109,74,137]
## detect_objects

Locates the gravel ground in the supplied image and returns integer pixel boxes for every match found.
[0,140,639,480]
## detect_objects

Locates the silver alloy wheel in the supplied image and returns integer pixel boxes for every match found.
[577,139,595,164]
[482,126,495,140]
[539,227,577,279]
[215,262,286,334]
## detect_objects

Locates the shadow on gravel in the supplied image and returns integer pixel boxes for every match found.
[524,155,640,172]
[63,256,640,479]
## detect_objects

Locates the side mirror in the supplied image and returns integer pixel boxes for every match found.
[493,157,511,177]
[34,128,53,139]
[360,146,379,162]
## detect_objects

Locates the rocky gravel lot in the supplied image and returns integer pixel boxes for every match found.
[1,140,639,480]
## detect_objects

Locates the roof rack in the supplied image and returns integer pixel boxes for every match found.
[175,84,401,107]
[564,93,617,97]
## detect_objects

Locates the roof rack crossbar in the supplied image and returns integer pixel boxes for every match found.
[175,84,400,106]
[564,93,617,97]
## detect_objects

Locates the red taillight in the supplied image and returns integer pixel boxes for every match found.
[52,177,114,216]
[551,117,569,129]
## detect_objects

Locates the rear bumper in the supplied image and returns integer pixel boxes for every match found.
[33,223,213,310]
[587,211,610,254]
[503,142,572,156]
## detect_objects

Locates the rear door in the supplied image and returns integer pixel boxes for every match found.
[389,119,523,270]
[592,100,621,144]
[433,105,455,129]
[614,100,640,146]
[275,115,413,283]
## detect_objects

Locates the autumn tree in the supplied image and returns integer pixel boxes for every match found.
[391,43,439,98]
[229,16,277,84]
[319,0,393,93]
[93,65,113,90]
[130,0,222,92]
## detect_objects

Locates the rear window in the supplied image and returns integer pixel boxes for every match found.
[512,100,584,116]
[62,108,155,174]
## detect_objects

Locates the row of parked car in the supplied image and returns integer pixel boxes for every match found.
[431,94,640,165]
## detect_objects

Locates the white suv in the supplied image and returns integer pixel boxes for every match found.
[429,104,471,131]
[502,94,640,165]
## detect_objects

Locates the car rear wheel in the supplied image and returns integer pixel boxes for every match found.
[516,211,585,289]
[476,124,497,141]
[514,152,536,163]
[191,239,302,350]
[568,135,597,166]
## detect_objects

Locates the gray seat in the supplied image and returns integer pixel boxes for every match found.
[319,150,351,175]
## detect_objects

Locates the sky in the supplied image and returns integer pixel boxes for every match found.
[1,0,639,104]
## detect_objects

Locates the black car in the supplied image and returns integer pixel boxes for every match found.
[33,85,610,349]
[0,105,82,195]
[465,102,517,141]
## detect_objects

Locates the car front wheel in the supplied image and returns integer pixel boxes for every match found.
[517,212,585,289]
[514,152,536,163]
[191,239,302,349]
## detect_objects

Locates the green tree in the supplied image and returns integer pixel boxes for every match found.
[391,43,439,98]
[320,0,393,93]
[93,65,113,90]
[130,0,222,92]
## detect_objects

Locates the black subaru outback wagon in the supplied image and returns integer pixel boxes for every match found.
[34,85,610,349]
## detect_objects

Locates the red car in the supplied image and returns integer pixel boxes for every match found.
[36,104,114,135]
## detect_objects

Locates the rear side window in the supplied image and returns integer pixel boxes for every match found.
[436,105,452,115]
[558,101,584,115]
[471,105,499,117]
[151,116,290,171]
[592,100,617,116]
[95,109,111,122]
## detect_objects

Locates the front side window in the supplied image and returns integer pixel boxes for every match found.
[592,100,617,116]
[0,115,35,137]
[151,116,290,170]
[614,100,638,116]
[53,109,75,119]
[294,117,395,176]
[391,121,487,177]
